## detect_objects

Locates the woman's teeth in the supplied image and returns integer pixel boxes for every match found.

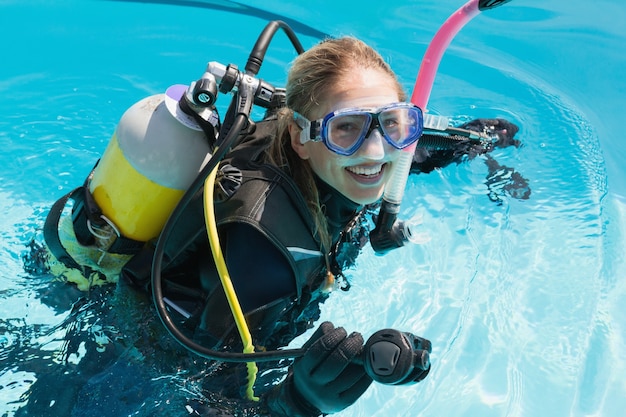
[347,165,382,176]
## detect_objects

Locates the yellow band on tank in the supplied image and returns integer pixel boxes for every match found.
[89,134,184,242]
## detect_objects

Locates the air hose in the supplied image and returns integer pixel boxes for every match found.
[203,164,260,400]
[149,22,310,397]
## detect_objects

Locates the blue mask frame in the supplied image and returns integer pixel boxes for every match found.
[294,102,424,156]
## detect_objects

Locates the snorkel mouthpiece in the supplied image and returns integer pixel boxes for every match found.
[369,202,406,254]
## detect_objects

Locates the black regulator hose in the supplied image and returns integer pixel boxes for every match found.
[246,20,306,75]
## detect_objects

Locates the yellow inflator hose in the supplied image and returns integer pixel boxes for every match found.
[203,165,259,401]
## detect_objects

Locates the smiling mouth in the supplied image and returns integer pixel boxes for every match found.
[346,164,384,177]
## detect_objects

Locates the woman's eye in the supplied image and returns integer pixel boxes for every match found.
[382,118,399,128]
[336,122,360,132]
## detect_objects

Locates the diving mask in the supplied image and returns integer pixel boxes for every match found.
[294,102,424,156]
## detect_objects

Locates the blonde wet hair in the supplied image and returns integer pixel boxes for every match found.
[265,36,406,257]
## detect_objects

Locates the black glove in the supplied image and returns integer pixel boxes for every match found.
[459,118,520,150]
[265,321,372,417]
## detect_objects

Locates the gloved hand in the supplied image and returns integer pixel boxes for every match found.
[265,321,372,417]
[459,118,520,150]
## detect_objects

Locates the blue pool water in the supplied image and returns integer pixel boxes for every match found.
[2,0,626,416]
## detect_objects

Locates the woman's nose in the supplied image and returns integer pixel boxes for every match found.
[356,129,386,159]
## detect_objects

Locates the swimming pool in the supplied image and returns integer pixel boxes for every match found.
[1,0,625,416]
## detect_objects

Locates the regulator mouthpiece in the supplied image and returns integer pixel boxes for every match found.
[363,329,432,385]
[370,202,430,254]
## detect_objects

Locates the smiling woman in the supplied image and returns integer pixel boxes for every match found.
[12,16,437,416]
[2,0,625,416]
[285,54,415,205]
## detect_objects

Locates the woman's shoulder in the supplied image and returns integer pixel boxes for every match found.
[222,118,279,166]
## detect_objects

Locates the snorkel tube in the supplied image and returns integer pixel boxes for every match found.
[370,0,512,254]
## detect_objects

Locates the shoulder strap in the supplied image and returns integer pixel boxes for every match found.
[43,187,84,271]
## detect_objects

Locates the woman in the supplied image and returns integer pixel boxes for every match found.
[26,35,431,416]
[120,36,431,416]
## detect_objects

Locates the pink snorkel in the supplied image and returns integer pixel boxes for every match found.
[370,0,512,254]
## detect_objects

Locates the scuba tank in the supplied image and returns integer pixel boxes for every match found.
[43,84,218,284]
[89,84,215,242]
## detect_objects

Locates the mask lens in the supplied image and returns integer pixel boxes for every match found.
[379,107,422,148]
[320,104,422,155]
[326,113,370,153]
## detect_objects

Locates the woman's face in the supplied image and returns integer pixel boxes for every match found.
[290,68,403,205]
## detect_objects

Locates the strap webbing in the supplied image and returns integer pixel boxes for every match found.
[43,187,83,271]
